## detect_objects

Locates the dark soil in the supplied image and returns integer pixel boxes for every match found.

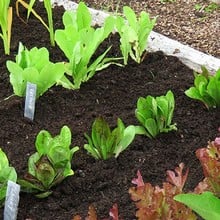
[0,1,219,220]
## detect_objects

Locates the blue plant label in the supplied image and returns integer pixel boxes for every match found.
[24,82,37,121]
[3,180,20,220]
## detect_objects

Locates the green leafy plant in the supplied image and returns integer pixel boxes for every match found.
[129,163,197,219]
[6,42,65,98]
[16,0,55,46]
[0,0,12,55]
[18,126,79,198]
[174,192,220,220]
[84,117,136,160]
[135,90,177,138]
[55,2,122,89]
[185,67,220,109]
[115,6,156,64]
[0,148,17,207]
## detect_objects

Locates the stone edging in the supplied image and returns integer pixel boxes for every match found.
[51,0,220,74]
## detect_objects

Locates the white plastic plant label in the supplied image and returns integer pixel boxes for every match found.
[24,82,37,121]
[3,180,20,220]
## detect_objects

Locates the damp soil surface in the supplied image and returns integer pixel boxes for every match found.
[0,1,219,220]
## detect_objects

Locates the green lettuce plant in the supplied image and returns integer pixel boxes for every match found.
[174,192,220,220]
[84,117,136,160]
[18,126,79,198]
[6,42,65,98]
[0,0,12,55]
[0,148,17,207]
[55,2,122,89]
[135,90,177,138]
[185,67,220,109]
[16,0,55,46]
[115,6,156,64]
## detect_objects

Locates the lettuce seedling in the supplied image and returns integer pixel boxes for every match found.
[174,192,220,220]
[115,6,156,64]
[55,2,122,89]
[6,42,65,98]
[185,67,220,109]
[0,0,12,55]
[194,137,220,195]
[0,148,17,207]
[135,90,177,138]
[18,126,79,198]
[16,0,55,46]
[129,164,197,219]
[84,117,136,160]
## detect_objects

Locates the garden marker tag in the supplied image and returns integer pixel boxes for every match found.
[3,180,20,220]
[24,82,37,121]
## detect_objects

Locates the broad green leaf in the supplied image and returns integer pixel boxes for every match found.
[144,118,158,138]
[59,125,72,148]
[63,10,77,27]
[185,87,204,101]
[156,98,168,130]
[0,148,9,169]
[36,62,65,97]
[55,26,80,60]
[48,145,69,168]
[35,130,52,156]
[207,77,220,107]
[138,12,156,53]
[123,6,137,32]
[36,162,55,188]
[114,125,136,157]
[27,152,40,176]
[6,61,25,96]
[76,2,92,30]
[174,192,220,220]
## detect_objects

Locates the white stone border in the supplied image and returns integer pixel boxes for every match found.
[50,0,220,74]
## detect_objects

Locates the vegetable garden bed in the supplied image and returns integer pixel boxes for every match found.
[0,1,219,219]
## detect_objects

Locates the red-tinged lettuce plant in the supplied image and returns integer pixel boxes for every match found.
[18,125,79,198]
[129,163,197,219]
[173,136,220,220]
[73,203,119,220]
[194,136,220,195]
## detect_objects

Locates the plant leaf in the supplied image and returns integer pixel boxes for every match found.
[174,192,220,220]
